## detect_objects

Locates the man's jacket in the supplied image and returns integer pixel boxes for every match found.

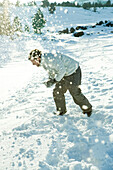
[41,52,79,82]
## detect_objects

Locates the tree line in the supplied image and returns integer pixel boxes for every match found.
[41,0,113,8]
[0,0,113,8]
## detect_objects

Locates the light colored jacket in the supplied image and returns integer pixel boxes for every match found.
[41,52,79,82]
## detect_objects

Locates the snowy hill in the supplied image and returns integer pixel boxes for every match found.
[0,6,113,170]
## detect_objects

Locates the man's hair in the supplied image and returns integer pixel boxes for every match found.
[28,49,42,60]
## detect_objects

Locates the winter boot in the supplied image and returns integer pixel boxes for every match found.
[53,110,67,116]
[83,106,92,117]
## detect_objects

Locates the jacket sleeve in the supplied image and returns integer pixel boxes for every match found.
[54,59,66,81]
[46,56,66,82]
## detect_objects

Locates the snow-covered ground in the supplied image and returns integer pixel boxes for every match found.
[0,6,113,170]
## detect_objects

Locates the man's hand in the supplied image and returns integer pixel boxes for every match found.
[44,79,57,87]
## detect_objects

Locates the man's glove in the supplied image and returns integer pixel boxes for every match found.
[44,78,57,87]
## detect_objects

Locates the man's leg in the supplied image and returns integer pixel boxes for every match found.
[66,66,92,115]
[53,80,67,114]
[69,86,92,113]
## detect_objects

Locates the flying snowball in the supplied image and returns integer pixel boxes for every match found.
[64,9,68,14]
[82,105,88,110]
[109,134,113,143]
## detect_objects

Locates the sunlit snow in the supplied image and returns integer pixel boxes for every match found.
[0,4,113,170]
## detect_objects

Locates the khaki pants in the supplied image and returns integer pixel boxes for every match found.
[53,67,92,113]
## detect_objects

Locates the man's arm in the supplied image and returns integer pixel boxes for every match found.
[43,53,66,86]
[52,57,66,82]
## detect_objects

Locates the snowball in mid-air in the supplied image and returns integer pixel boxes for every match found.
[60,7,63,11]
[82,105,88,110]
[52,50,56,54]
[90,166,99,170]
[95,120,102,127]
[75,1,77,6]
[64,9,68,14]
[109,134,113,143]
[95,138,99,143]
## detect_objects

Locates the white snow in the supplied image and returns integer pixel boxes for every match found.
[0,6,113,170]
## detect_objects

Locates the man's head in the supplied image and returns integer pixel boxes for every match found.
[28,49,42,67]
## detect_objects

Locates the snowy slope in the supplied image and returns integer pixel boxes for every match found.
[0,6,113,170]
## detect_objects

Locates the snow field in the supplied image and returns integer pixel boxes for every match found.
[0,6,113,170]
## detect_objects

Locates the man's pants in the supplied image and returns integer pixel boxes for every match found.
[53,66,92,113]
